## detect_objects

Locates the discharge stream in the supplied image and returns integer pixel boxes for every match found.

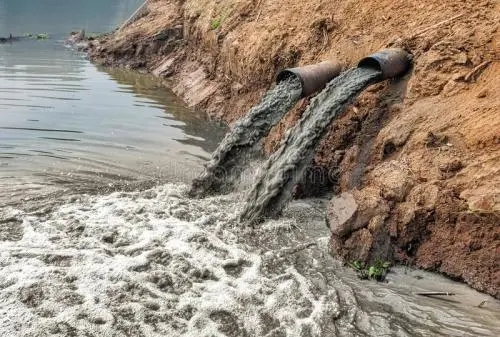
[190,77,302,198]
[240,67,382,223]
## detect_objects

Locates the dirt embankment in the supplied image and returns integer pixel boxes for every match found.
[87,0,500,297]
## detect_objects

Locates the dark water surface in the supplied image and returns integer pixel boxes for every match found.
[0,0,226,206]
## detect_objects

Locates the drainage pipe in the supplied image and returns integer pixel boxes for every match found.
[358,48,412,79]
[276,61,343,97]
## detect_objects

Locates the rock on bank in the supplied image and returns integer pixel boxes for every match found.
[87,0,499,297]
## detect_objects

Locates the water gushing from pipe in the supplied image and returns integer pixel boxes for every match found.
[189,77,303,197]
[240,67,382,223]
[190,60,342,198]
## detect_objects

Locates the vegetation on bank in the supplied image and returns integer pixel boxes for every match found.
[210,16,222,30]
[349,259,392,281]
[24,33,50,39]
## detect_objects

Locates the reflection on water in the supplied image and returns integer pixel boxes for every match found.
[0,35,226,206]
[103,68,225,154]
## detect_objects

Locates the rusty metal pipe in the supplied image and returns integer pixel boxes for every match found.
[276,61,342,97]
[358,48,412,79]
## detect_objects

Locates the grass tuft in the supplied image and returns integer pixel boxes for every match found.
[349,258,392,281]
[23,33,50,40]
[210,16,222,30]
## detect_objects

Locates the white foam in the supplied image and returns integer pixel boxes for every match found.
[2,183,498,337]
[0,184,338,336]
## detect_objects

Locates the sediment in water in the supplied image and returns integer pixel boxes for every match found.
[189,77,302,198]
[2,183,498,336]
[240,67,382,224]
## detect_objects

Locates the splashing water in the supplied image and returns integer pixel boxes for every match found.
[0,186,335,337]
[240,67,382,223]
[189,77,302,198]
[1,184,498,337]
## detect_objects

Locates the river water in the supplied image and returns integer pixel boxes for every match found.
[0,0,226,207]
[1,1,499,336]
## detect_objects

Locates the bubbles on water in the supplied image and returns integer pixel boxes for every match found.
[1,183,498,336]
[0,184,340,337]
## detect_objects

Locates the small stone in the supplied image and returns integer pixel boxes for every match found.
[343,228,374,262]
[455,52,468,65]
[439,159,464,173]
[452,73,465,81]
[477,89,488,98]
[367,215,385,232]
[231,82,244,94]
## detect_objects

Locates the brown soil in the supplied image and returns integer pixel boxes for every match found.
[87,0,499,297]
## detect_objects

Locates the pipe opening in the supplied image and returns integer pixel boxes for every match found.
[276,61,342,97]
[358,57,382,72]
[276,70,304,88]
[357,48,411,79]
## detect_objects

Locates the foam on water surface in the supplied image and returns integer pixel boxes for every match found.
[0,184,340,336]
[1,184,499,336]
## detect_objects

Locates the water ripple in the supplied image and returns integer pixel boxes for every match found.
[0,126,83,133]
[38,137,81,142]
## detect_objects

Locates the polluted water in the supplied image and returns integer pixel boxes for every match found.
[240,67,382,223]
[189,77,303,198]
[1,184,499,336]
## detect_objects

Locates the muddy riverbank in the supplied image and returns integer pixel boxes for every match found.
[85,0,499,297]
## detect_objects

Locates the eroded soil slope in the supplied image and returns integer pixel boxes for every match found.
[88,0,499,297]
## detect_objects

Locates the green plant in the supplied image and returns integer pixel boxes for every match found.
[210,16,222,30]
[350,260,363,270]
[24,33,50,40]
[349,259,391,281]
[36,33,50,40]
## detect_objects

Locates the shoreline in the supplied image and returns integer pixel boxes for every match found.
[80,0,499,298]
